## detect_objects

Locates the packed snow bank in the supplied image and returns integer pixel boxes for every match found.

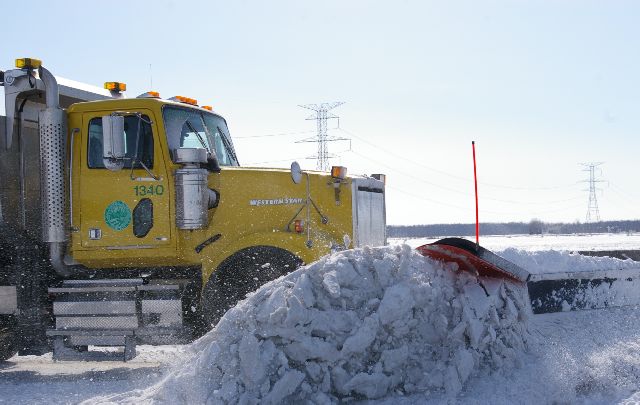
[385,307,640,405]
[498,248,640,275]
[500,249,640,313]
[92,245,529,404]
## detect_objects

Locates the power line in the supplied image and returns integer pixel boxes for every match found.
[235,129,316,139]
[387,184,584,217]
[606,189,638,211]
[349,150,472,196]
[338,127,579,191]
[348,150,583,206]
[580,162,605,222]
[385,184,471,211]
[244,156,312,166]
[297,102,349,171]
[338,127,471,183]
[610,182,640,202]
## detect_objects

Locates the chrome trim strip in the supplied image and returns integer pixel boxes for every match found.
[105,245,156,250]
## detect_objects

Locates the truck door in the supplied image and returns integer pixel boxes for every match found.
[78,110,172,250]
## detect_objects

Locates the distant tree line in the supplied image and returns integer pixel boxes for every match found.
[387,220,640,238]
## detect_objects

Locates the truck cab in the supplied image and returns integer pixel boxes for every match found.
[0,58,386,360]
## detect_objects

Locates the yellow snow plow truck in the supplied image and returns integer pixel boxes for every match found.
[0,58,386,360]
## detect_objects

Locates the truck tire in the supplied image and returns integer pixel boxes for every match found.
[0,317,18,361]
[201,246,303,329]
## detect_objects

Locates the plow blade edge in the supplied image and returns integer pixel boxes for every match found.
[416,238,530,284]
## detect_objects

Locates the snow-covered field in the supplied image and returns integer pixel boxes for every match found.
[390,232,640,252]
[2,234,640,404]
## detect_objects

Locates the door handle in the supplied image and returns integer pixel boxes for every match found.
[132,176,163,182]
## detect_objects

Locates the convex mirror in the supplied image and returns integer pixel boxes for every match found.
[290,161,302,184]
[102,115,126,171]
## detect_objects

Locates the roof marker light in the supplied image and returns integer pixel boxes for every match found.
[137,91,161,98]
[169,95,198,106]
[331,166,347,180]
[104,82,127,92]
[202,105,213,111]
[15,58,42,69]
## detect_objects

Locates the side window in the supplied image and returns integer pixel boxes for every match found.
[88,114,154,169]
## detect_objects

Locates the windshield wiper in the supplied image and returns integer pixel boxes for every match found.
[185,120,211,155]
[186,118,221,172]
[218,126,239,164]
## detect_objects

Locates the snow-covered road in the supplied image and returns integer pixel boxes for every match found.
[2,235,640,404]
[0,346,186,404]
[3,308,640,404]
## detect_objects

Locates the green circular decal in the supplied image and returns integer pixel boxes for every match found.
[104,201,131,231]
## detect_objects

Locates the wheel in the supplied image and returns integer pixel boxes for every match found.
[0,316,18,361]
[201,246,303,329]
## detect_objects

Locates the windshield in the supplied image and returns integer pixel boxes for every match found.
[162,106,239,166]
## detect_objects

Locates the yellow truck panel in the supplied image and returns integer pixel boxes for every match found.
[0,60,385,359]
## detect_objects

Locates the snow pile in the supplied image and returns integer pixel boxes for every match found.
[96,245,529,404]
[498,248,639,275]
[396,308,640,404]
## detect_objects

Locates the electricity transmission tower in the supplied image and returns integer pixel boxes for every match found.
[581,162,605,222]
[297,102,349,171]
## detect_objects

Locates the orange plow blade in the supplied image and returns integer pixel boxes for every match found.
[416,237,530,284]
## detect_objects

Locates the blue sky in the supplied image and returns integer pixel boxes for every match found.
[2,0,639,225]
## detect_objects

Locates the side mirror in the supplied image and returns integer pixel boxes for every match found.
[206,150,221,173]
[102,115,126,171]
[290,161,302,184]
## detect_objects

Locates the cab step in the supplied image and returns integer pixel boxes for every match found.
[46,329,136,361]
[47,278,185,361]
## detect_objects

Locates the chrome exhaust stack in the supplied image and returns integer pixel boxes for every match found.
[37,65,70,277]
[2,59,116,277]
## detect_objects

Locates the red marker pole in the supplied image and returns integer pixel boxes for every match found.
[472,141,479,247]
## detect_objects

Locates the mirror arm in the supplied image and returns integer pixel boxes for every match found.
[130,159,160,181]
[128,113,160,180]
[206,155,221,173]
